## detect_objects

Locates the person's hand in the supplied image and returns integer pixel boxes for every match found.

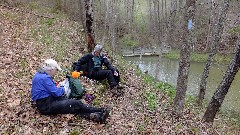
[64,86,71,98]
[114,71,118,76]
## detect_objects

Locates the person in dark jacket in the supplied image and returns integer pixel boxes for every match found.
[31,59,109,123]
[74,44,123,96]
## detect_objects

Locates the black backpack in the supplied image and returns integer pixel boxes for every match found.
[72,62,88,76]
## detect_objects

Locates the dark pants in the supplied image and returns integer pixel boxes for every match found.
[91,69,120,88]
[36,96,103,118]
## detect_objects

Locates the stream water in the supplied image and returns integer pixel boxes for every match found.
[124,56,240,113]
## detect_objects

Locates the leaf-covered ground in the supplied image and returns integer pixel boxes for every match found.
[0,4,240,134]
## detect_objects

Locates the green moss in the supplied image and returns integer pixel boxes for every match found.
[229,25,240,34]
[185,95,198,106]
[119,34,139,48]
[155,82,176,102]
[27,1,40,10]
[16,71,24,79]
[20,58,28,68]
[137,124,145,133]
[190,126,200,133]
[92,97,101,106]
[175,124,183,130]
[69,128,82,135]
[143,75,155,85]
[190,53,208,62]
[1,12,19,20]
[45,18,55,26]
[145,92,157,111]
[134,99,141,107]
[162,50,180,60]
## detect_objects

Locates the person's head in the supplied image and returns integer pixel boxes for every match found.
[93,44,103,56]
[41,59,62,76]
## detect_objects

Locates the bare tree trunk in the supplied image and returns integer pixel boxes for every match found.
[161,0,164,34]
[165,0,167,27]
[157,0,163,59]
[125,0,134,35]
[110,0,118,56]
[203,34,240,122]
[85,0,95,52]
[167,0,177,47]
[198,0,229,106]
[173,0,196,116]
[131,0,135,35]
[100,0,109,44]
[148,0,155,39]
[78,0,87,52]
[179,0,184,9]
[204,0,216,53]
[79,0,86,29]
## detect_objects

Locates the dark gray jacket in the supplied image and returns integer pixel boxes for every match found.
[74,53,115,77]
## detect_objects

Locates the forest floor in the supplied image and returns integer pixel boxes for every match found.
[0,4,240,134]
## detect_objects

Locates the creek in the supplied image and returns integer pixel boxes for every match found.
[124,56,240,113]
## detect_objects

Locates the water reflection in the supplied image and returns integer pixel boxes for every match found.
[125,56,240,113]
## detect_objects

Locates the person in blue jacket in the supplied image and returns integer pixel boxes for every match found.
[31,59,109,123]
[73,44,124,96]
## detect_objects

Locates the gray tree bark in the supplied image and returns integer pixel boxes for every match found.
[109,0,118,56]
[167,0,177,47]
[173,0,196,116]
[198,0,229,106]
[204,0,216,53]
[203,34,240,122]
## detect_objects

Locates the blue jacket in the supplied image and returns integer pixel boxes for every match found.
[31,72,64,101]
[75,53,115,77]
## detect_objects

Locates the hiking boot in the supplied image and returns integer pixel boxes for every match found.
[90,112,102,123]
[89,109,110,124]
[99,108,110,124]
[117,84,124,89]
[111,87,121,97]
[111,85,125,97]
[117,88,124,95]
[111,86,118,94]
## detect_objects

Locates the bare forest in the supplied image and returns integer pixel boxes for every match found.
[1,0,240,134]
[6,0,239,53]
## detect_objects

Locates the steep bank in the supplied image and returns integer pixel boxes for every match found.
[0,4,239,134]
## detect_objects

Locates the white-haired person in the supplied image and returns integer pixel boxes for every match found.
[31,59,109,123]
[73,44,124,97]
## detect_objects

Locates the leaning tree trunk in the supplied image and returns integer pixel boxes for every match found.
[85,0,95,52]
[203,34,240,123]
[173,0,196,116]
[167,0,177,48]
[198,0,229,106]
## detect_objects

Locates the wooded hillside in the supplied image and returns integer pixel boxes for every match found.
[4,0,239,54]
[1,1,240,134]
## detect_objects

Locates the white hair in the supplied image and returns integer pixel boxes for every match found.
[41,63,56,71]
[94,44,103,52]
[39,59,61,72]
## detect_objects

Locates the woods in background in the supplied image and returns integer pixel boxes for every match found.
[1,0,240,123]
[4,0,239,54]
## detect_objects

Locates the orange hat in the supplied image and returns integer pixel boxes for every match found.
[71,71,80,79]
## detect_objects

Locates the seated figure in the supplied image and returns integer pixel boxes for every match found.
[31,59,109,123]
[73,44,124,96]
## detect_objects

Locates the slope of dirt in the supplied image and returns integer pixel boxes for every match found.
[0,4,239,134]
